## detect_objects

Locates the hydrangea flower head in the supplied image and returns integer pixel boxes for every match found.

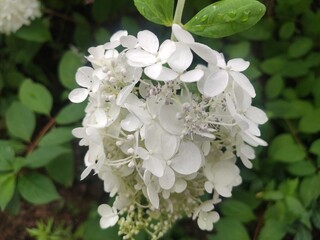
[0,0,41,35]
[69,24,267,239]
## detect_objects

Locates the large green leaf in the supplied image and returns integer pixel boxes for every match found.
[5,102,36,142]
[24,146,69,169]
[0,173,16,210]
[58,50,83,90]
[299,108,320,133]
[19,79,53,115]
[17,172,60,204]
[133,0,174,26]
[209,218,250,240]
[38,127,73,146]
[220,199,255,223]
[55,102,86,125]
[0,143,15,172]
[184,0,266,38]
[46,153,74,187]
[15,19,51,43]
[258,219,288,240]
[299,175,320,207]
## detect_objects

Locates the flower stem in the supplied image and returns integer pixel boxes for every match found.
[171,0,186,40]
[173,0,186,25]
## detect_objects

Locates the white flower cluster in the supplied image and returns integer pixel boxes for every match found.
[69,24,267,239]
[0,0,41,35]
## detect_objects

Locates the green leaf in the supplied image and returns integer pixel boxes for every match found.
[299,108,320,133]
[258,219,288,240]
[310,139,320,156]
[0,143,15,172]
[0,173,16,210]
[279,21,295,40]
[133,0,174,26]
[285,196,310,228]
[266,100,313,119]
[58,50,83,90]
[184,0,266,38]
[258,190,284,201]
[46,153,74,187]
[83,216,121,240]
[269,135,306,163]
[5,102,36,142]
[19,79,53,115]
[260,56,286,75]
[25,146,70,169]
[265,75,284,99]
[294,225,312,240]
[39,127,73,146]
[209,218,250,240]
[220,199,255,223]
[15,19,51,43]
[312,205,320,230]
[18,173,60,204]
[299,175,320,207]
[288,37,313,58]
[55,102,86,125]
[287,161,316,176]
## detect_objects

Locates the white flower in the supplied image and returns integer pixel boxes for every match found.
[204,157,242,197]
[0,0,41,34]
[69,24,268,238]
[98,204,119,228]
[126,30,177,81]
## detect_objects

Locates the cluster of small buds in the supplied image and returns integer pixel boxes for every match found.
[0,0,41,35]
[69,24,267,239]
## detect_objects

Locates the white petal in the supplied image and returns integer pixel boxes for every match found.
[245,106,268,124]
[100,215,119,228]
[171,141,202,175]
[80,166,93,180]
[158,40,176,61]
[241,131,268,147]
[147,185,159,209]
[159,103,184,135]
[146,66,179,81]
[88,45,105,59]
[241,144,255,159]
[160,131,179,159]
[95,108,107,126]
[180,69,204,82]
[121,113,142,132]
[144,63,162,79]
[137,147,149,160]
[159,167,175,190]
[174,179,187,193]
[126,49,156,67]
[138,30,159,54]
[111,30,128,42]
[240,154,253,168]
[72,127,85,138]
[227,58,250,71]
[68,88,89,103]
[168,43,193,73]
[145,123,161,152]
[105,49,119,59]
[172,24,194,44]
[230,71,256,98]
[203,70,228,97]
[76,66,93,88]
[116,83,135,106]
[98,204,113,216]
[189,42,218,64]
[143,156,164,177]
[120,35,137,49]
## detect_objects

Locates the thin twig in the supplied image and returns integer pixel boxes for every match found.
[26,117,56,155]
